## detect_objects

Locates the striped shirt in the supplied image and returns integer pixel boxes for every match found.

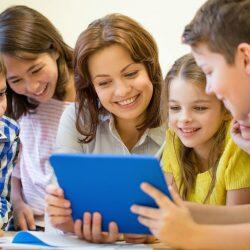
[0,115,19,229]
[12,98,70,225]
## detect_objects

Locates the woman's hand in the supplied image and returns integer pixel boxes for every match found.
[45,184,74,233]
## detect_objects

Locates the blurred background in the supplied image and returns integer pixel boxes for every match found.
[0,0,206,75]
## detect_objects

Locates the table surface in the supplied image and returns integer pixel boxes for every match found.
[0,232,176,250]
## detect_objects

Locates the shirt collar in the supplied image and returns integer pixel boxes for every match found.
[0,120,8,141]
[101,113,165,146]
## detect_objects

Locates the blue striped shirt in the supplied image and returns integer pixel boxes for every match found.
[0,115,19,229]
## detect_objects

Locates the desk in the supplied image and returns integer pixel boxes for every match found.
[0,232,176,250]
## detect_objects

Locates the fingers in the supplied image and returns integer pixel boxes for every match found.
[24,210,36,230]
[16,214,28,230]
[105,221,119,243]
[46,184,64,197]
[137,216,158,230]
[124,234,149,244]
[74,212,119,243]
[130,205,161,219]
[140,183,173,209]
[49,215,72,227]
[45,194,70,209]
[168,186,184,207]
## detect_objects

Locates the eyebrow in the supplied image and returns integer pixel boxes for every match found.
[7,63,40,81]
[93,63,137,81]
[169,99,211,103]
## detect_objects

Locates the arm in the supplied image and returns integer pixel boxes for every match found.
[131,183,250,250]
[11,176,36,230]
[186,201,250,224]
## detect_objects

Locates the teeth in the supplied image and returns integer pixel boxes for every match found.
[35,85,47,96]
[181,128,198,133]
[118,96,137,106]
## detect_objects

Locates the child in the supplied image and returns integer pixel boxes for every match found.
[45,13,165,243]
[131,0,250,249]
[162,53,250,205]
[0,6,75,230]
[0,57,20,231]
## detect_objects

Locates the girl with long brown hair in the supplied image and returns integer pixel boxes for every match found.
[0,5,75,230]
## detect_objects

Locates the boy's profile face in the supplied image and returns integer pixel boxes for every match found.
[192,43,250,126]
[0,74,7,117]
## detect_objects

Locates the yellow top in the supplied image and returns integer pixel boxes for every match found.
[162,123,250,205]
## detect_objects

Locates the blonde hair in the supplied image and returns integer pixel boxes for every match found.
[163,53,230,202]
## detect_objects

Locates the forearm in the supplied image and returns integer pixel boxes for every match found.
[186,223,250,250]
[186,202,250,224]
[11,176,23,203]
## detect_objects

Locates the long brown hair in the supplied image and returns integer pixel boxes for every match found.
[164,54,230,202]
[0,5,73,120]
[74,13,163,143]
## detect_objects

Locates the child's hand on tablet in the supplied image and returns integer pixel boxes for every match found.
[45,184,74,233]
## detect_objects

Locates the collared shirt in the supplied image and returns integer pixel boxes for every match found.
[55,103,166,157]
[0,115,19,229]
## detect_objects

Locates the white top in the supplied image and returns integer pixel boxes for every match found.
[12,98,70,221]
[55,103,165,157]
[46,103,165,233]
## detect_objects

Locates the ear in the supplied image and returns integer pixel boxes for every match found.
[237,43,250,75]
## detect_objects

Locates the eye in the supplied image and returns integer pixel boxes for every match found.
[10,79,21,84]
[169,105,181,111]
[124,70,138,78]
[32,67,43,74]
[97,80,112,87]
[194,106,208,111]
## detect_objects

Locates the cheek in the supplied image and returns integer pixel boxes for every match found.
[9,84,25,94]
[0,98,7,115]
[95,89,110,106]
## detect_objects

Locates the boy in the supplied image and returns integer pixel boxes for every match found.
[131,0,250,249]
[0,57,19,233]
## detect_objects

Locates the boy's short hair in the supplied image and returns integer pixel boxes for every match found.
[0,56,6,77]
[182,0,250,64]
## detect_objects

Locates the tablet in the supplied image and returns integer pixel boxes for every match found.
[49,153,171,234]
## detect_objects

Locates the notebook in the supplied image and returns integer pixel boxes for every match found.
[49,154,171,234]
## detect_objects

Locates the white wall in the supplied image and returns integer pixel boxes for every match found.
[0,0,206,75]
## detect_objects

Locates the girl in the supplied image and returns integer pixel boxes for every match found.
[131,53,250,249]
[0,6,75,230]
[45,13,165,243]
[162,53,250,205]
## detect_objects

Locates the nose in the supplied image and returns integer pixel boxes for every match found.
[114,80,132,97]
[179,109,192,124]
[25,80,41,94]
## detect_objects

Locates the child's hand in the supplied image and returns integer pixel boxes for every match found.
[13,200,36,230]
[231,120,250,154]
[74,212,119,243]
[45,184,74,233]
[131,183,198,249]
[123,234,156,243]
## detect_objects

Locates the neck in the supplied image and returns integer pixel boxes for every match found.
[115,115,146,151]
[193,139,214,172]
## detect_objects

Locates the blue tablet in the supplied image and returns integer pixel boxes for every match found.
[49,153,171,234]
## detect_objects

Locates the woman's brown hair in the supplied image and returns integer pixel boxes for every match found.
[0,5,73,120]
[164,53,230,202]
[74,13,163,143]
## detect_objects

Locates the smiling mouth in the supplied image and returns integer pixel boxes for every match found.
[33,83,48,96]
[179,127,201,134]
[116,94,139,106]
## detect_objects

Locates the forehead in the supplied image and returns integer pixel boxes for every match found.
[88,45,134,74]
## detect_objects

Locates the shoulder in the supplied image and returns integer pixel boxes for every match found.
[0,115,20,141]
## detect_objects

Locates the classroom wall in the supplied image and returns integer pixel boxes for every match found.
[0,0,206,75]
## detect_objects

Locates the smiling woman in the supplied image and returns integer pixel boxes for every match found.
[45,13,166,244]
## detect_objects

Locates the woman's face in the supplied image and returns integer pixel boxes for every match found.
[88,44,153,125]
[3,52,59,102]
